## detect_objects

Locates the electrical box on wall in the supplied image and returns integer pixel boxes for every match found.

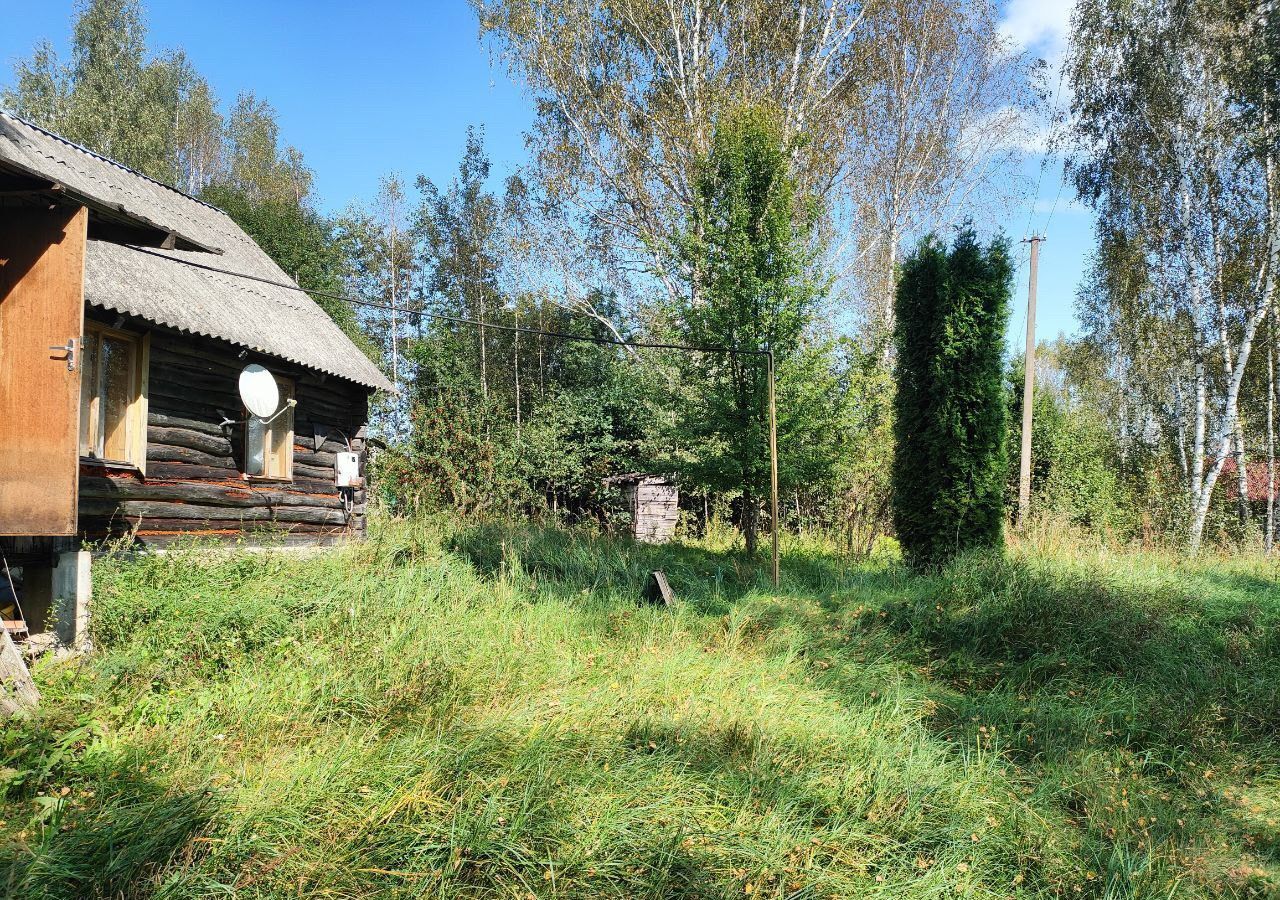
[335,451,362,488]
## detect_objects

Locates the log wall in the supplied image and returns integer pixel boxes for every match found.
[76,310,373,548]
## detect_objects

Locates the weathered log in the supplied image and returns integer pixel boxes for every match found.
[293,448,337,468]
[293,462,334,481]
[146,382,240,410]
[79,500,349,526]
[148,412,228,437]
[1,627,39,715]
[148,443,236,468]
[143,462,245,482]
[151,341,253,371]
[80,477,345,509]
[148,425,234,457]
[141,462,338,495]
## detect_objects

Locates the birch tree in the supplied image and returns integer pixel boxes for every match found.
[1070,0,1280,552]
[473,0,1032,327]
[4,0,223,188]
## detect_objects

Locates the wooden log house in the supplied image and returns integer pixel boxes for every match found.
[0,111,392,644]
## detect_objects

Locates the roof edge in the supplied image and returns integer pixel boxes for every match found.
[0,108,226,213]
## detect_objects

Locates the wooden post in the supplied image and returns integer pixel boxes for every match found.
[1017,235,1043,526]
[767,350,780,588]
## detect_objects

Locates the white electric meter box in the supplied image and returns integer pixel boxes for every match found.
[335,451,361,488]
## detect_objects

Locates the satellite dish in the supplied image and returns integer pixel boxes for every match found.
[238,364,280,418]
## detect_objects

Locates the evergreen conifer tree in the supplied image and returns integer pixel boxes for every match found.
[892,227,1011,568]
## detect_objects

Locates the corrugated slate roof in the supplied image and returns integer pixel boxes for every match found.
[0,111,392,392]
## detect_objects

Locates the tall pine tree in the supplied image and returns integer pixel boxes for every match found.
[893,227,1011,569]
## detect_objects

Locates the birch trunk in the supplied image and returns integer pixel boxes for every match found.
[1189,304,1272,553]
[1267,312,1276,553]
[1190,351,1206,515]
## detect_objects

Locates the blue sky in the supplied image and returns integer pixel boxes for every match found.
[0,0,1091,347]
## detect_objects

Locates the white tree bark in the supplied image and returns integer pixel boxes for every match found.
[1267,311,1276,552]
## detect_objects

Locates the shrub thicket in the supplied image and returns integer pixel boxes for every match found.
[892,228,1012,569]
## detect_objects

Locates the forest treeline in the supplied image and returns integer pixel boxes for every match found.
[6,0,1278,554]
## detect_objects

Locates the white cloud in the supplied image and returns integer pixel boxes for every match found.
[998,0,1076,64]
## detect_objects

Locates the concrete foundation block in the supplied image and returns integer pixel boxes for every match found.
[48,551,91,648]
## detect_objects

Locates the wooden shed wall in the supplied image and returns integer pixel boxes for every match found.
[76,311,370,548]
[623,480,679,544]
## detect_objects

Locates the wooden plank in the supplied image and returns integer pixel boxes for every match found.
[0,204,87,536]
[643,570,676,607]
[1,626,39,716]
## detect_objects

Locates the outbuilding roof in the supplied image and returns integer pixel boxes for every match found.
[0,111,392,392]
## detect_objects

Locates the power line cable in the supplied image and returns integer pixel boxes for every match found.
[121,244,769,358]
[121,242,785,586]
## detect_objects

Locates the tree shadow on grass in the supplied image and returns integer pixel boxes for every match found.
[870,554,1280,754]
[451,523,746,609]
[790,552,1280,895]
[447,521,867,615]
[0,730,215,900]
[444,525,1280,891]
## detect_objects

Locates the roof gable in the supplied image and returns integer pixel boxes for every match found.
[0,111,392,392]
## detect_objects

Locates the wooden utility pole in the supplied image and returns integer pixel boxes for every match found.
[1017,235,1043,526]
[767,350,780,588]
[388,192,400,389]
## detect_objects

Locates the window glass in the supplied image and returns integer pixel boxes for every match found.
[246,415,266,476]
[78,324,144,466]
[78,330,99,456]
[244,378,293,480]
[101,335,134,461]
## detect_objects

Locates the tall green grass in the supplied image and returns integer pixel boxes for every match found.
[2,518,1278,898]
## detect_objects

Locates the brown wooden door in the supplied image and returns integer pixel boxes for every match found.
[0,204,87,536]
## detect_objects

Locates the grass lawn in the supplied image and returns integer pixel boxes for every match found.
[3,519,1280,898]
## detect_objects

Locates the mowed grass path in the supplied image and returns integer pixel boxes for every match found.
[3,520,1279,898]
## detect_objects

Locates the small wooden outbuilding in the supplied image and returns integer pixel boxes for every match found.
[605,474,679,543]
[0,112,392,645]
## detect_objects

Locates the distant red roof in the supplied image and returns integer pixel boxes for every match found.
[1221,459,1276,499]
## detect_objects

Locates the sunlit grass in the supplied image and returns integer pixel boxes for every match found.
[2,516,1278,898]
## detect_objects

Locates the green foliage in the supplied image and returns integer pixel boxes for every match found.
[370,128,661,521]
[4,1,314,204]
[4,0,186,183]
[376,395,527,517]
[397,294,659,520]
[671,104,843,552]
[5,520,1280,896]
[893,227,1012,569]
[828,339,896,552]
[1006,353,1130,535]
